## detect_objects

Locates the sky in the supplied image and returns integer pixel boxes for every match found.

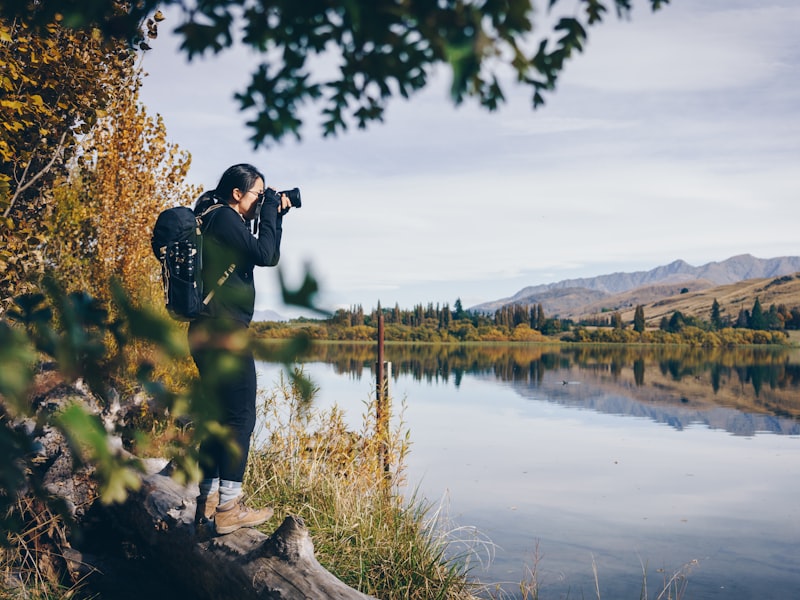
[138,0,800,318]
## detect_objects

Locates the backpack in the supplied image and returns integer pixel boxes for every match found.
[150,203,234,321]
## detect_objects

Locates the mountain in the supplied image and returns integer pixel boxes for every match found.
[252,309,287,322]
[470,254,800,318]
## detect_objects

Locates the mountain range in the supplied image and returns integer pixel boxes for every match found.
[470,254,800,321]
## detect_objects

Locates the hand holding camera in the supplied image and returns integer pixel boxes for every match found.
[264,187,301,212]
[254,187,301,233]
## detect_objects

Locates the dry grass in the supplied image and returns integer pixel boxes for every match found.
[578,273,800,328]
[0,497,91,600]
[244,370,482,600]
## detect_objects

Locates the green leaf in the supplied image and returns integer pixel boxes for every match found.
[0,320,35,413]
[277,263,329,316]
[55,403,143,504]
[97,461,142,505]
[56,403,110,461]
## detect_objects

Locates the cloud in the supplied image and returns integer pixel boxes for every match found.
[139,1,800,314]
[563,2,800,93]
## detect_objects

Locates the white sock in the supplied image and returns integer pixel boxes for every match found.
[198,477,219,499]
[219,480,242,505]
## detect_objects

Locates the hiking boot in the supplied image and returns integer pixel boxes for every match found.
[194,490,219,527]
[214,496,274,535]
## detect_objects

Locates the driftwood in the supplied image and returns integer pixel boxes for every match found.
[111,464,377,600]
[17,372,376,600]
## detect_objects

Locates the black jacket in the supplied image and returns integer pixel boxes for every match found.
[200,200,282,325]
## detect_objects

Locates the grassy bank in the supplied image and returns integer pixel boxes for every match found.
[244,371,482,600]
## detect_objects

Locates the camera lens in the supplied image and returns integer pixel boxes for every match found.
[281,188,301,208]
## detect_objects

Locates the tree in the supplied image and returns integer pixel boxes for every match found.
[453,297,466,321]
[0,9,137,305]
[611,311,623,330]
[736,307,750,328]
[536,303,546,331]
[2,1,671,148]
[710,298,723,330]
[749,297,766,331]
[633,305,645,333]
[667,311,684,333]
[439,302,451,329]
[47,75,198,305]
[766,304,782,331]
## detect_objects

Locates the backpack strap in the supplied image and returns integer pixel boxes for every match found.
[197,203,237,308]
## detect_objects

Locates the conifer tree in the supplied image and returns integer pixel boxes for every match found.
[750,297,766,331]
[536,304,546,330]
[710,298,723,330]
[736,307,750,328]
[454,298,466,321]
[633,305,645,333]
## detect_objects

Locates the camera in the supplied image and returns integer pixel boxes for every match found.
[252,186,301,233]
[264,187,301,208]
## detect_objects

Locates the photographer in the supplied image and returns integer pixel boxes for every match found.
[188,163,293,535]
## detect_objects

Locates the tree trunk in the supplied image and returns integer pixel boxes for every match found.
[109,464,377,600]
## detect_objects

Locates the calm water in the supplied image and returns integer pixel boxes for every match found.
[256,344,800,599]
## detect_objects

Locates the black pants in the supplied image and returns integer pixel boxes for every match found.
[188,319,257,483]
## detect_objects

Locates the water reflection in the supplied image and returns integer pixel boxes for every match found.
[258,343,800,599]
[290,343,800,436]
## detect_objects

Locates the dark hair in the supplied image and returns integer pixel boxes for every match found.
[193,190,218,215]
[193,163,265,215]
[214,163,265,202]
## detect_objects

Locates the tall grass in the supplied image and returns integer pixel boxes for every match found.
[245,370,482,600]
[0,497,90,600]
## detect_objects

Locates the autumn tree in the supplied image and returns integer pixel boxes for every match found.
[48,75,198,306]
[0,11,136,306]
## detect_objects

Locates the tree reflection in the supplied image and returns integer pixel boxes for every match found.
[282,342,800,422]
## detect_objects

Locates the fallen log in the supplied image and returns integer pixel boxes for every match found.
[17,372,376,600]
[111,463,377,600]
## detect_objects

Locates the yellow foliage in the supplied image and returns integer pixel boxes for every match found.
[0,11,134,306]
[47,76,200,310]
[0,7,198,314]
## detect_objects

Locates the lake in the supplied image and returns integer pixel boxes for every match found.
[255,343,800,599]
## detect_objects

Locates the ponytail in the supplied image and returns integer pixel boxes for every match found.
[193,190,219,215]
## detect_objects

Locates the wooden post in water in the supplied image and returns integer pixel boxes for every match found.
[377,306,384,403]
[375,305,390,474]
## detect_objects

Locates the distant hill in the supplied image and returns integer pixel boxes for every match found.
[610,272,800,328]
[470,254,800,320]
[252,309,287,322]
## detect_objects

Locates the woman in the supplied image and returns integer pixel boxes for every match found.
[189,163,292,534]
